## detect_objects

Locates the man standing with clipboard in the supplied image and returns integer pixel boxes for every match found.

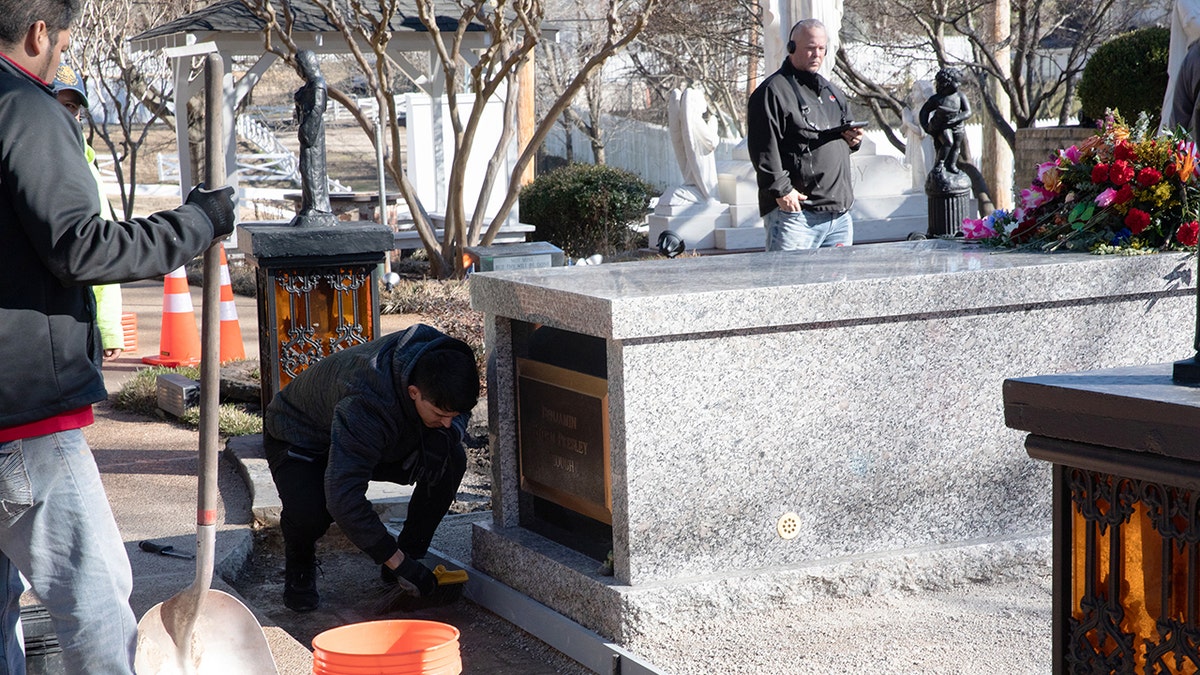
[748,18,864,251]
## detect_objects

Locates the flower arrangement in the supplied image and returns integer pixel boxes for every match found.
[963,112,1200,253]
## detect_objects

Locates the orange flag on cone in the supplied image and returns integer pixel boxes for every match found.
[217,243,245,362]
[142,267,201,367]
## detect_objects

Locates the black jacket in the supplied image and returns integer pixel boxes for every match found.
[0,55,220,429]
[264,324,474,564]
[747,60,857,217]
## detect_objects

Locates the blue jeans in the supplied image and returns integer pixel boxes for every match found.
[764,208,853,251]
[0,431,136,674]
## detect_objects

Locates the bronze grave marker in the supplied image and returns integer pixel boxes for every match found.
[516,358,611,524]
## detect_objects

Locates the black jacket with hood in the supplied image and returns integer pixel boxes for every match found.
[264,324,474,564]
[747,59,857,217]
[0,55,220,430]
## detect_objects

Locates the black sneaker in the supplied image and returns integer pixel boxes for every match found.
[284,559,320,612]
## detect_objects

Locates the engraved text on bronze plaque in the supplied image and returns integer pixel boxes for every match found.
[516,358,611,524]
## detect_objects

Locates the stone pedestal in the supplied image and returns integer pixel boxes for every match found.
[1004,364,1200,673]
[645,190,729,252]
[925,169,973,237]
[239,221,393,409]
[469,240,1196,671]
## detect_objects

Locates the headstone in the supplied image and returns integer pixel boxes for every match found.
[465,242,565,272]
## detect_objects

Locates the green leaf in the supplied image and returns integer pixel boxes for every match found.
[1068,201,1095,224]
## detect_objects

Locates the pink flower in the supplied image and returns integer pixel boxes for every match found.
[1060,145,1082,163]
[961,217,997,239]
[1095,188,1118,207]
[1019,186,1053,210]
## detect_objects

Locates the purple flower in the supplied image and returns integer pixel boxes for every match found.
[1095,187,1118,208]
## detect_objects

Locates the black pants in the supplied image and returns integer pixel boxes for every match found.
[265,435,466,564]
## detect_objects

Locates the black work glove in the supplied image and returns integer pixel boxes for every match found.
[380,556,437,597]
[185,183,236,239]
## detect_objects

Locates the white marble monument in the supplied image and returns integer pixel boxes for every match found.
[646,88,730,251]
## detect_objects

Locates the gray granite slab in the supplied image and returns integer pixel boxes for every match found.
[471,241,1200,654]
[470,240,1196,339]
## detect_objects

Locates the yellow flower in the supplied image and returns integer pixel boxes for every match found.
[1152,182,1172,207]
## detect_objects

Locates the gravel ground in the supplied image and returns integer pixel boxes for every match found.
[229,526,593,674]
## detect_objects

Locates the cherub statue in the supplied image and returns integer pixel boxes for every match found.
[919,68,971,175]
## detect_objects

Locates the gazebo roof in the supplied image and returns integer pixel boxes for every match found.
[130,0,486,55]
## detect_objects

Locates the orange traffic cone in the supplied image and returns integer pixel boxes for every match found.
[217,244,245,362]
[141,267,201,367]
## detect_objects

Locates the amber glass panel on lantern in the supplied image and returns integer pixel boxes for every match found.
[1071,485,1184,673]
[271,266,374,389]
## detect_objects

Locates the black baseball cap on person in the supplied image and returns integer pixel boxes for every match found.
[51,63,89,109]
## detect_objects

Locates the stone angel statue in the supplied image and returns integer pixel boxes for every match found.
[667,87,719,203]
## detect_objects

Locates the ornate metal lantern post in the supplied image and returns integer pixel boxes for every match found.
[240,227,392,410]
[239,49,393,409]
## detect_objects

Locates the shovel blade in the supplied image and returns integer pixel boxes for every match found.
[134,590,278,675]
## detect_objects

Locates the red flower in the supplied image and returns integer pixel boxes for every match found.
[1011,219,1040,243]
[1124,208,1151,234]
[1110,160,1135,185]
[1114,141,1137,161]
[1114,184,1136,205]
[1166,163,1178,178]
[1091,164,1110,183]
[1178,221,1200,247]
[1137,167,1163,187]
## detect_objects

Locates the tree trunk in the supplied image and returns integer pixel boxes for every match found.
[983,0,1014,210]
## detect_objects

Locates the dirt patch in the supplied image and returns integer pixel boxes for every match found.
[231,526,591,674]
[226,410,590,674]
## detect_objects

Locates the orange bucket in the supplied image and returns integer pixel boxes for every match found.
[311,619,462,675]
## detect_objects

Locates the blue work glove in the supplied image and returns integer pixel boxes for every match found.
[185,183,236,239]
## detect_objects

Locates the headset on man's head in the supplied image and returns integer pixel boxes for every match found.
[786,18,824,54]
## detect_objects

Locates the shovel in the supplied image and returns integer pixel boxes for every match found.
[134,52,278,675]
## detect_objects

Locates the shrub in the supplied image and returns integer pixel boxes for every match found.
[1077,27,1170,128]
[378,278,485,389]
[520,163,655,258]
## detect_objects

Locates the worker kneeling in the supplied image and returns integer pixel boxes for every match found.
[263,324,478,612]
